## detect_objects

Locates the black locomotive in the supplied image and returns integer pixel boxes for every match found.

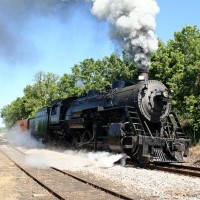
[28,72,191,164]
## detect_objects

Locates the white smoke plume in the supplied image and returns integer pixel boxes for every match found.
[5,125,43,148]
[25,149,125,170]
[91,0,160,71]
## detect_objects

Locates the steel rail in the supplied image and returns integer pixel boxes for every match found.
[148,164,200,178]
[0,148,67,200]
[168,163,200,171]
[52,167,135,200]
[128,161,200,178]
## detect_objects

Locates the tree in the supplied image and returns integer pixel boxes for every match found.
[23,71,60,116]
[57,74,83,98]
[149,39,185,86]
[1,97,27,128]
[72,54,137,92]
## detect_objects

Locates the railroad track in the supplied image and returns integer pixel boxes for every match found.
[150,163,200,178]
[2,136,200,200]
[127,160,200,178]
[52,167,134,200]
[0,140,136,200]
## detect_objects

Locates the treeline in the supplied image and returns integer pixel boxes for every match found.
[1,26,200,142]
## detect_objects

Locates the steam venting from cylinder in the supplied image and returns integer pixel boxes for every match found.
[91,0,160,73]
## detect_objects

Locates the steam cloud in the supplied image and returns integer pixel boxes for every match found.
[4,125,125,170]
[5,125,43,148]
[91,0,160,71]
[25,149,125,170]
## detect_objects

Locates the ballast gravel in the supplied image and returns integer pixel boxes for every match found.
[75,165,200,200]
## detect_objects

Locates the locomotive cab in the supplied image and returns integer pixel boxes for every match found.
[50,105,61,124]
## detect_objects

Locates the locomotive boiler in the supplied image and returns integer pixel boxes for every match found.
[28,72,191,164]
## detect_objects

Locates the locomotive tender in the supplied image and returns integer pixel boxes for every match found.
[28,72,191,164]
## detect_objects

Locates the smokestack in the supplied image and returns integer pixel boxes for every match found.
[138,71,148,81]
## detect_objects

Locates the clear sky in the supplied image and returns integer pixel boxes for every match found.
[0,0,200,127]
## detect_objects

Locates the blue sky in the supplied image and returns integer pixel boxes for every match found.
[0,0,200,127]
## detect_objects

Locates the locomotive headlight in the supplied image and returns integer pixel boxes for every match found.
[163,90,169,98]
[155,91,162,96]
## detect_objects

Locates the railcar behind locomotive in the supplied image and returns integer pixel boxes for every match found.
[17,119,29,132]
[27,72,191,164]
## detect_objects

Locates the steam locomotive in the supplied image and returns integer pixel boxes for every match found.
[27,72,191,164]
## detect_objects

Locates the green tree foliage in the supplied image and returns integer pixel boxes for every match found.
[149,39,185,86]
[1,97,27,128]
[72,54,137,91]
[57,74,83,98]
[23,71,60,116]
[150,26,200,140]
